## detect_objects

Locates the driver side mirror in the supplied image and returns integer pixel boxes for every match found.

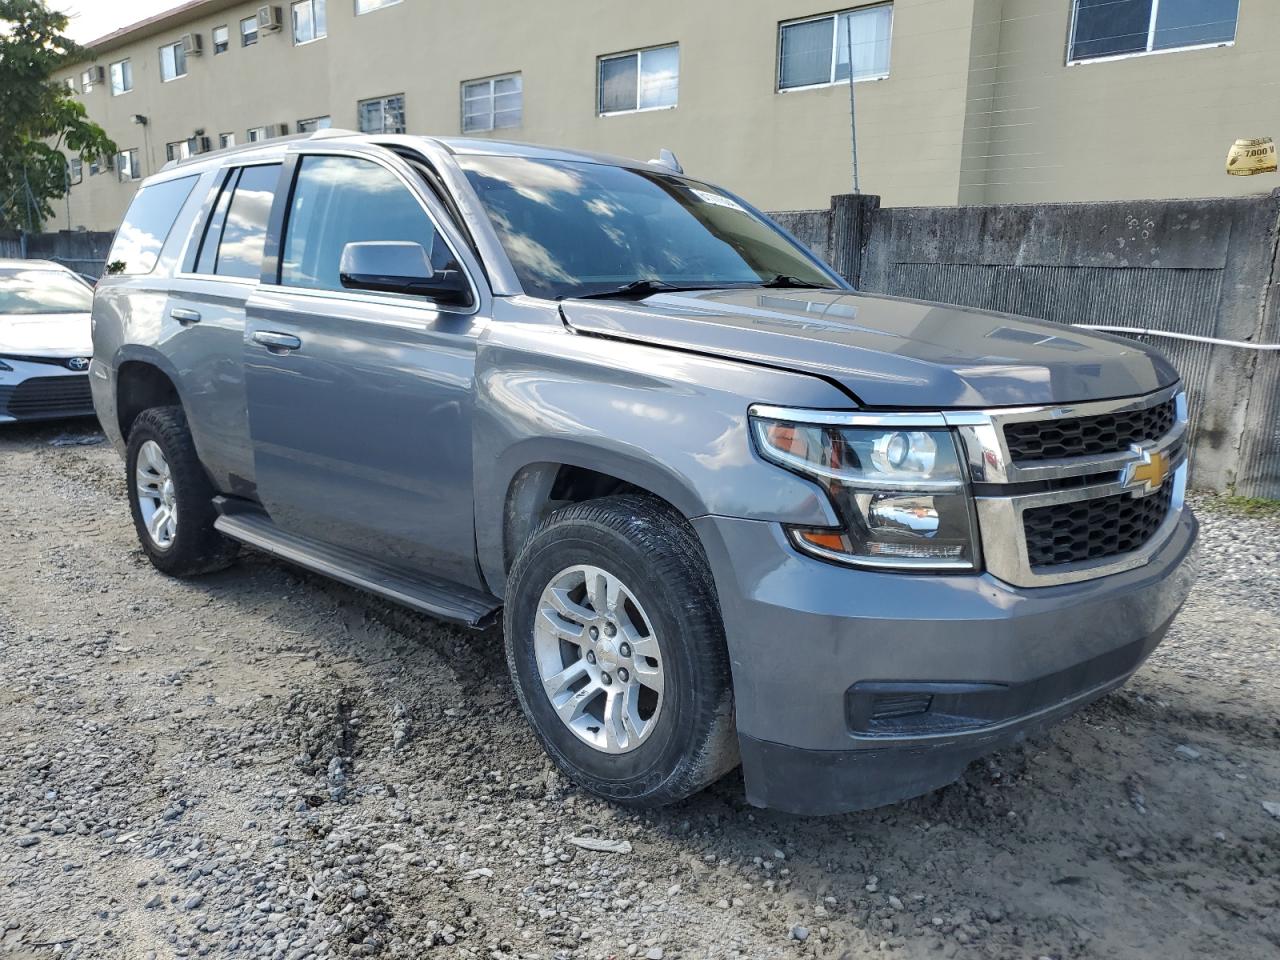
[339,241,473,307]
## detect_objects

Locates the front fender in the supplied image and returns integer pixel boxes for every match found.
[474,317,852,596]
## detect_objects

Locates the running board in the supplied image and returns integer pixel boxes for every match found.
[213,501,501,629]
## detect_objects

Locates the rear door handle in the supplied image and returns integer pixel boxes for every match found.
[252,331,303,354]
[170,307,201,325]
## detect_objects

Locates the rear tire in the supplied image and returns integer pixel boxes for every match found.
[504,494,738,807]
[125,406,238,577]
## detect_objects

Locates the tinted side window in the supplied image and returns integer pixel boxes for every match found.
[280,154,450,293]
[213,164,280,279]
[107,175,198,275]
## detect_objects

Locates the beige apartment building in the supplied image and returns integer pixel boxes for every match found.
[56,0,1279,232]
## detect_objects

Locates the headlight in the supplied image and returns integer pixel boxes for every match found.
[749,411,979,570]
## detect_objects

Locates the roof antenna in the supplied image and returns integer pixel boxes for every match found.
[648,148,683,174]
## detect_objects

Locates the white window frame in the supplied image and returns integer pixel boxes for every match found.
[296,115,333,133]
[219,132,237,148]
[80,68,97,93]
[292,0,327,45]
[246,126,270,142]
[159,41,187,82]
[597,44,679,116]
[1066,0,1239,65]
[165,140,192,162]
[355,0,402,14]
[357,94,406,134]
[777,5,894,93]
[109,58,132,96]
[117,148,141,182]
[68,157,83,185]
[212,24,230,54]
[62,76,78,94]
[461,73,522,133]
[241,15,259,46]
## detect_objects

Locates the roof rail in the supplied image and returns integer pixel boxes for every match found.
[160,128,361,172]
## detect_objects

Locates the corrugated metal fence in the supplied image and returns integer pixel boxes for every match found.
[0,230,114,278]
[773,192,1280,499]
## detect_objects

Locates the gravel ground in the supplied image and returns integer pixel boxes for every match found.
[1,419,1278,960]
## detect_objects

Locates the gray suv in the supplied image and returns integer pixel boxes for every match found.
[91,133,1198,814]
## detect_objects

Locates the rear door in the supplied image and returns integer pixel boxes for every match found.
[242,144,488,590]
[163,161,283,496]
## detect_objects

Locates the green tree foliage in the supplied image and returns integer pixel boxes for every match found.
[0,0,116,231]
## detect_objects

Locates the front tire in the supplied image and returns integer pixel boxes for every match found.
[505,494,738,807]
[125,406,238,577]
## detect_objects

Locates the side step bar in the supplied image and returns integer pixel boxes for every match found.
[213,500,501,629]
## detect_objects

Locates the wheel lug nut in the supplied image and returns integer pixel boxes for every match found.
[618,642,631,658]
[588,626,599,640]
[604,622,617,637]
[618,668,629,682]
[586,651,596,664]
[601,672,612,686]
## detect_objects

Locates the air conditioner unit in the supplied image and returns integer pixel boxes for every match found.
[277,123,290,137]
[181,32,203,56]
[197,136,213,153]
[257,5,283,32]
[86,65,106,84]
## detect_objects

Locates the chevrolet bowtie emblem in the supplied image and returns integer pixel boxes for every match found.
[1123,445,1170,496]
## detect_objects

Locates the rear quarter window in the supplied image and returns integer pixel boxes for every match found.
[107,175,199,275]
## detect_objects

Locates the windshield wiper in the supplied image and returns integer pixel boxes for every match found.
[571,279,706,301]
[759,274,835,289]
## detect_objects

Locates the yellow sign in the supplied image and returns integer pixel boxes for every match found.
[1124,448,1170,497]
[1226,137,1277,176]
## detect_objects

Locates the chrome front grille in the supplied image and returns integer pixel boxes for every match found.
[945,384,1188,587]
[1004,397,1178,462]
[1023,481,1173,567]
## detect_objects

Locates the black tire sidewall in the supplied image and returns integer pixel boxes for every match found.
[126,417,184,564]
[506,508,724,804]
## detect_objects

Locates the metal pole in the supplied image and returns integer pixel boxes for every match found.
[845,14,860,195]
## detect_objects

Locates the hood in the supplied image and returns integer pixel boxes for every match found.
[561,289,1179,408]
[0,313,93,359]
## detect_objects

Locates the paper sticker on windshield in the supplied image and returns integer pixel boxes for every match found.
[691,188,746,213]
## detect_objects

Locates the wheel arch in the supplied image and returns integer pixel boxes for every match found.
[480,440,708,599]
[113,348,186,441]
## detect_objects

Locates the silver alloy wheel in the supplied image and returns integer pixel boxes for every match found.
[533,564,665,754]
[135,439,178,550]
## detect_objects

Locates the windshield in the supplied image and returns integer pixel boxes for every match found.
[0,270,93,316]
[457,155,836,300]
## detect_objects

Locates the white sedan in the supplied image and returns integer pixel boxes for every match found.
[0,260,96,423]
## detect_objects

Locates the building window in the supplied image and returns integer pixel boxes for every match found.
[356,0,401,14]
[1069,0,1239,62]
[80,67,98,93]
[778,5,893,90]
[296,115,333,133]
[598,44,678,115]
[293,0,327,44]
[246,126,270,142]
[219,132,237,148]
[117,149,141,182]
[358,94,406,134]
[109,59,132,96]
[160,41,187,81]
[212,24,229,53]
[62,76,77,93]
[462,73,522,133]
[241,15,259,46]
[166,140,193,162]
[68,157,83,185]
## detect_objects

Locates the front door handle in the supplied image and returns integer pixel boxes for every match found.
[170,307,201,325]
[252,331,303,354]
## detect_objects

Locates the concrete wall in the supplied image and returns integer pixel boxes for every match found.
[54,0,1280,233]
[778,190,1280,497]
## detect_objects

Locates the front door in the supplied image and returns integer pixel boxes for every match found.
[243,147,486,590]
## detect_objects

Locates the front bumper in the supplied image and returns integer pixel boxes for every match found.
[692,508,1198,815]
[0,358,95,423]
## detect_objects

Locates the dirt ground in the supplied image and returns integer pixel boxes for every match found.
[1,419,1278,960]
